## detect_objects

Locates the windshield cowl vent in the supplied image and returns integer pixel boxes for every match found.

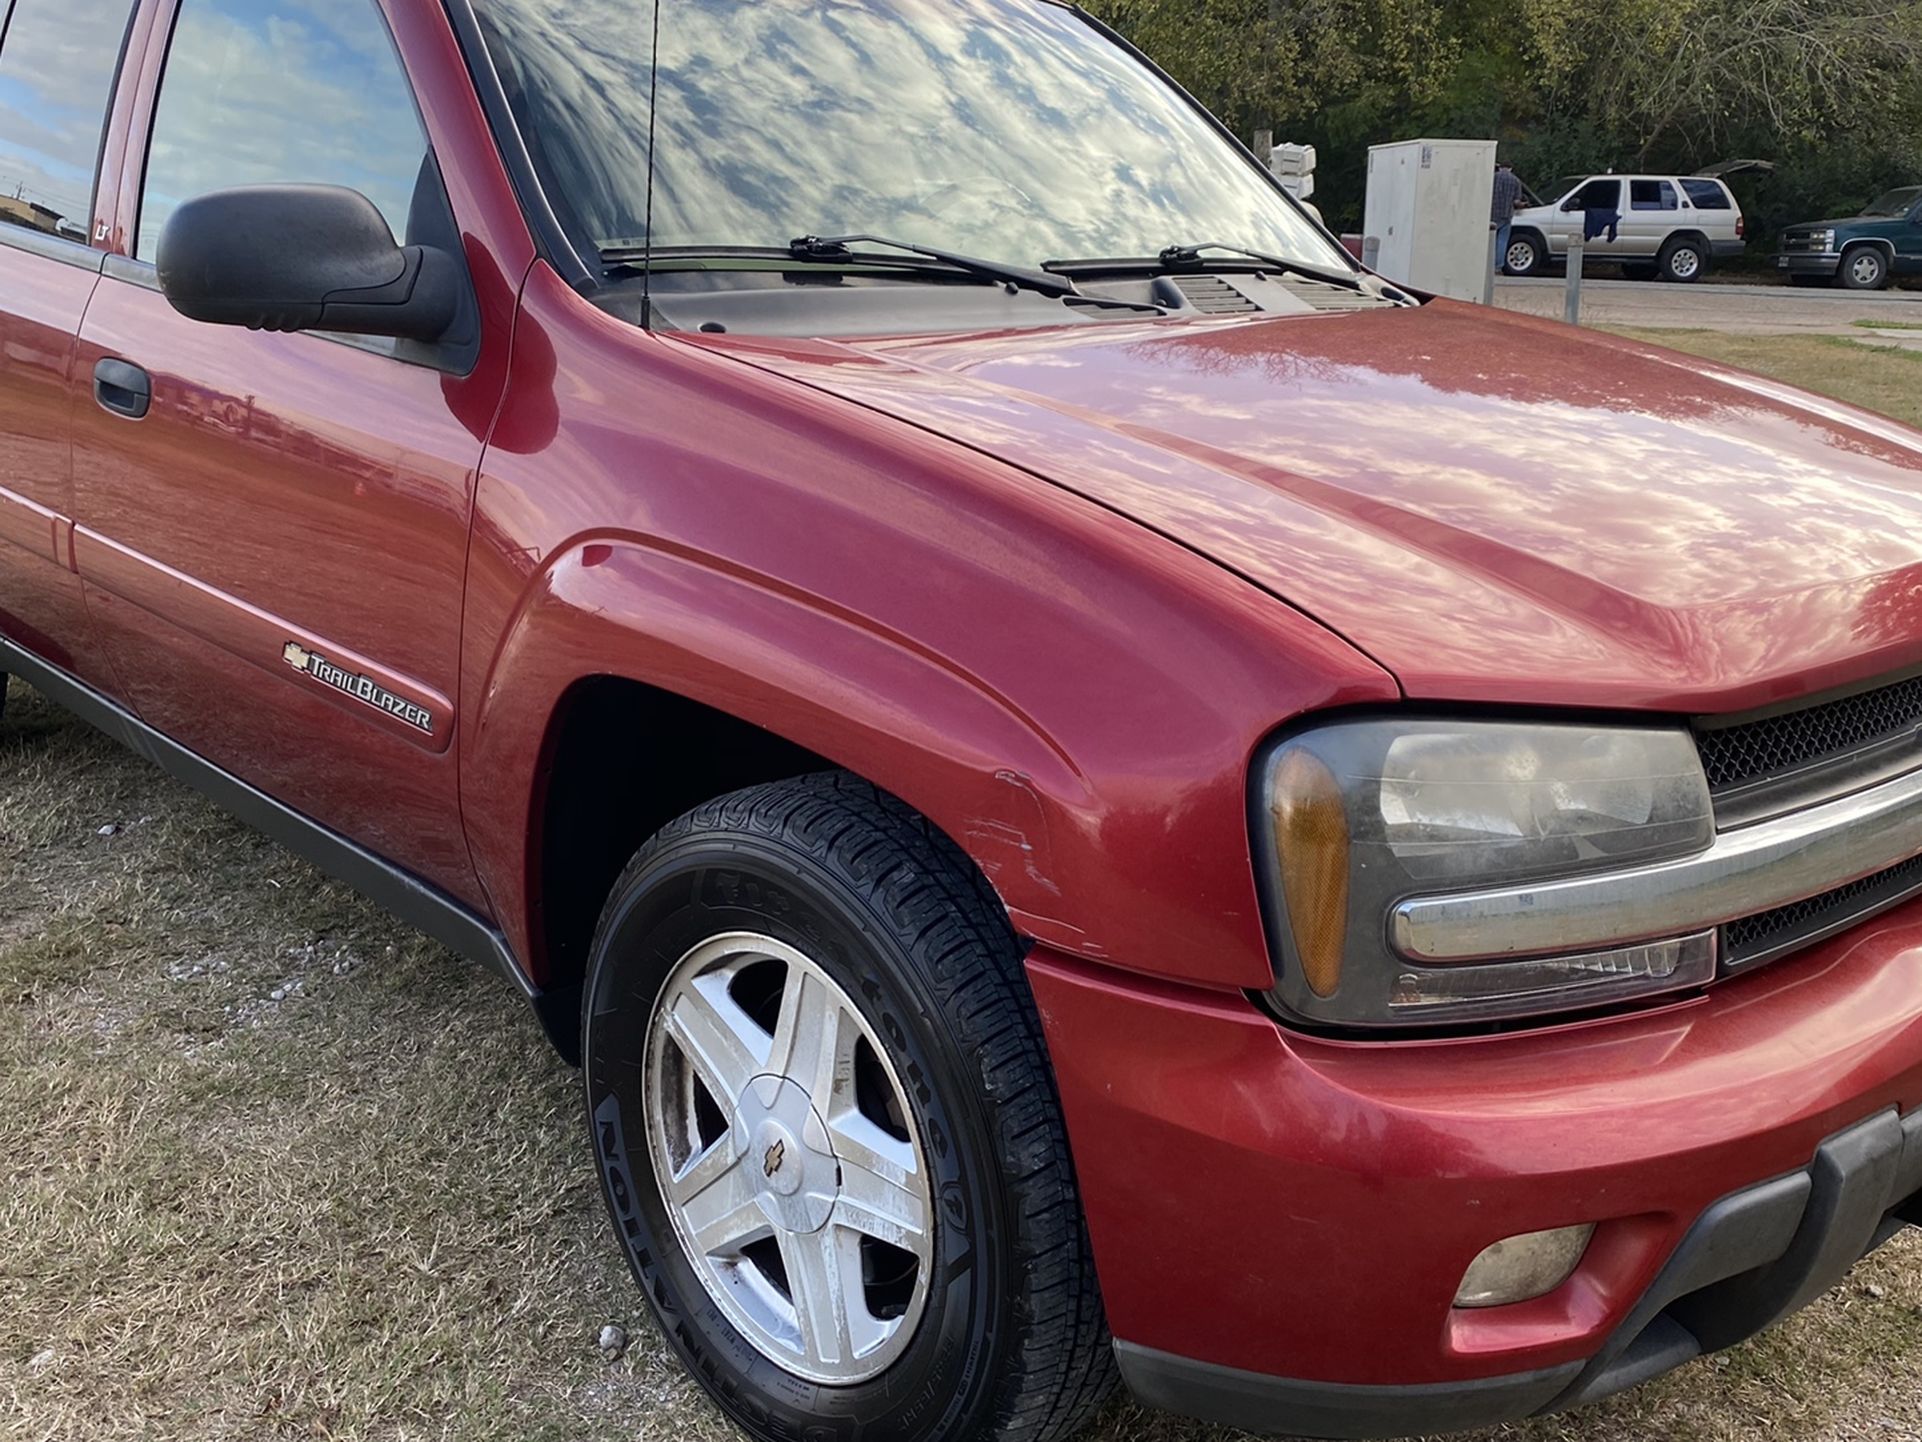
[1277,277,1401,312]
[1170,274,1261,314]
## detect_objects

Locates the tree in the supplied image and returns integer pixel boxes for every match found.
[1085,0,1922,239]
[1524,0,1922,165]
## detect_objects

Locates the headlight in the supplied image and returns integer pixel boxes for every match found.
[1258,718,1716,1027]
[1812,229,1836,251]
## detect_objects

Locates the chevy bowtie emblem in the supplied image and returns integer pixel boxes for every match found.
[763,1139,787,1178]
[281,640,435,736]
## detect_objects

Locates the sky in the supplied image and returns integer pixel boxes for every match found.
[0,0,133,228]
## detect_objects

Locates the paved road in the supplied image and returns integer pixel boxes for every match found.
[1493,276,1922,341]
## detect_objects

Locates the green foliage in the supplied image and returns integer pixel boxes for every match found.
[1085,0,1922,244]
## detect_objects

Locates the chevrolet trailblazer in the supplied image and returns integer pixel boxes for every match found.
[6,2,1922,1439]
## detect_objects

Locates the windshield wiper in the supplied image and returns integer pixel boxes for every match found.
[1158,242,1389,295]
[788,234,1080,299]
[1054,241,1407,301]
[598,236,1082,300]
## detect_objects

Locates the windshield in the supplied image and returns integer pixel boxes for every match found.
[1863,188,1922,218]
[475,0,1347,275]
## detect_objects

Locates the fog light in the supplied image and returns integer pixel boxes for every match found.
[1454,1224,1595,1309]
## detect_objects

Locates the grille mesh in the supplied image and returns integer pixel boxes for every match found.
[1724,853,1922,962]
[1696,674,1922,793]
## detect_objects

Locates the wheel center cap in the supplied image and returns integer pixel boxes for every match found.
[734,1075,838,1233]
[755,1122,802,1196]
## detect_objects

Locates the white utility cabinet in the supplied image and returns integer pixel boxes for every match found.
[1363,138,1497,301]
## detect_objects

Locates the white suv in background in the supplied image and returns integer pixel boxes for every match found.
[1505,174,1746,282]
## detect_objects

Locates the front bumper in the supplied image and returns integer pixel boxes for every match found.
[1114,1108,1922,1437]
[1777,252,1842,276]
[1028,901,1922,1438]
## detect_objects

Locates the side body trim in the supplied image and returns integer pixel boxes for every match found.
[73,526,456,753]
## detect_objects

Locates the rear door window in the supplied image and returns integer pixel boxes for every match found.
[135,0,429,260]
[1630,180,1678,212]
[1680,179,1732,210]
[0,0,137,242]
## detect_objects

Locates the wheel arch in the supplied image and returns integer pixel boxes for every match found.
[529,673,843,1018]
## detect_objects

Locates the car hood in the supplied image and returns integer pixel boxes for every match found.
[1787,216,1885,230]
[696,303,1922,713]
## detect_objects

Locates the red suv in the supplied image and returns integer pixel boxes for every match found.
[8,3,1922,1440]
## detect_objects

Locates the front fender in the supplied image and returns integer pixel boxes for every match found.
[464,527,1391,995]
[458,265,1396,997]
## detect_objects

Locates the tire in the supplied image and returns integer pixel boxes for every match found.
[1658,237,1707,283]
[1505,231,1548,278]
[1841,245,1891,292]
[582,774,1115,1442]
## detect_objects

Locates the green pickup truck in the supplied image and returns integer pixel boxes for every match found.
[1777,187,1922,290]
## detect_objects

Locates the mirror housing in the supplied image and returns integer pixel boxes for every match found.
[156,184,459,343]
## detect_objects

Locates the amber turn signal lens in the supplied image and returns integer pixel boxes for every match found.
[1271,748,1351,998]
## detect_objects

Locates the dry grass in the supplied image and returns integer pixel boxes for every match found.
[1607,328,1922,430]
[9,333,1922,1441]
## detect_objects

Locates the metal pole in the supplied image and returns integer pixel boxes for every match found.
[1564,237,1584,325]
[1362,235,1381,274]
[1483,224,1498,306]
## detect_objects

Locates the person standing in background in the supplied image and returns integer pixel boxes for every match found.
[1491,159,1523,274]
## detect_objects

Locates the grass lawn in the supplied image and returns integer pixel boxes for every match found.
[9,335,1922,1441]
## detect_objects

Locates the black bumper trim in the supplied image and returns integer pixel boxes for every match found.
[1112,1341,1580,1440]
[1777,254,1842,275]
[1117,1107,1922,1438]
[1553,1107,1922,1409]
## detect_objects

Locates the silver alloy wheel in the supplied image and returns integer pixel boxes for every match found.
[644,932,935,1385]
[1506,238,1536,273]
[1669,245,1701,279]
[1850,250,1885,288]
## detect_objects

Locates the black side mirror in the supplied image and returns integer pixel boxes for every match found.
[156,184,459,343]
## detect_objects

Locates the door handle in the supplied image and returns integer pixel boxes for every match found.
[94,358,152,420]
